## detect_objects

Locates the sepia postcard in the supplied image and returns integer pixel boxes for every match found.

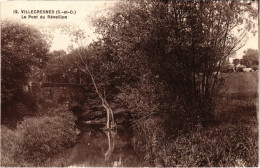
[1,1,259,167]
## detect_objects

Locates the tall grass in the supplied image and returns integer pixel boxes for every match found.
[133,119,258,167]
[214,92,258,124]
[132,91,258,167]
[163,123,258,167]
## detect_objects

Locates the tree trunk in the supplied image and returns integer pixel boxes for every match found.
[76,61,116,129]
[101,98,115,129]
[87,68,116,130]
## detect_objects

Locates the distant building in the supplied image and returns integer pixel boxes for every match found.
[243,67,253,72]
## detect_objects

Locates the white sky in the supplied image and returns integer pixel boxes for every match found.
[1,1,116,52]
[1,1,258,58]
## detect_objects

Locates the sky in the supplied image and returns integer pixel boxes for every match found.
[1,1,258,59]
[1,1,116,51]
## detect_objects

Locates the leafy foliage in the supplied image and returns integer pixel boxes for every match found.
[43,50,83,83]
[92,1,257,123]
[241,48,258,68]
[232,58,240,70]
[1,20,49,110]
[1,106,78,167]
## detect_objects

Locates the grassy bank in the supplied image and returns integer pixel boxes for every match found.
[1,106,78,167]
[132,72,258,167]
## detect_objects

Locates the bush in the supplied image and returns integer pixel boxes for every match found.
[252,65,258,71]
[1,126,24,167]
[237,67,244,72]
[117,73,164,117]
[1,106,78,167]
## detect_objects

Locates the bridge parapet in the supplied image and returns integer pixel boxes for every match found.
[31,82,85,88]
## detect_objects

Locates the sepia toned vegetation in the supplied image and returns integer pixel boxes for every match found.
[1,1,258,167]
[131,72,258,167]
[1,106,77,166]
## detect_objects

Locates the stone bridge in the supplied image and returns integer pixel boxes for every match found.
[29,82,90,120]
[28,82,131,123]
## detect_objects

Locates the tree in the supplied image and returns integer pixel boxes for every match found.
[233,58,240,70]
[91,1,257,124]
[1,20,49,113]
[44,50,71,83]
[69,46,117,130]
[241,48,258,68]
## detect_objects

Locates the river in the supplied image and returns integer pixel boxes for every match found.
[48,123,147,167]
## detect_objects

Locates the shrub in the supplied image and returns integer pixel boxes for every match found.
[237,67,244,72]
[1,106,78,166]
[252,65,258,71]
[1,126,24,167]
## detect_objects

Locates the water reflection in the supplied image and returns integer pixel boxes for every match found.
[104,131,115,162]
[49,125,145,167]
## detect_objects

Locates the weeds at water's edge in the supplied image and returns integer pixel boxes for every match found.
[163,123,258,167]
[132,92,258,167]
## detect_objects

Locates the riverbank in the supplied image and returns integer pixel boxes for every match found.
[1,106,78,167]
[132,72,258,167]
[1,72,258,167]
